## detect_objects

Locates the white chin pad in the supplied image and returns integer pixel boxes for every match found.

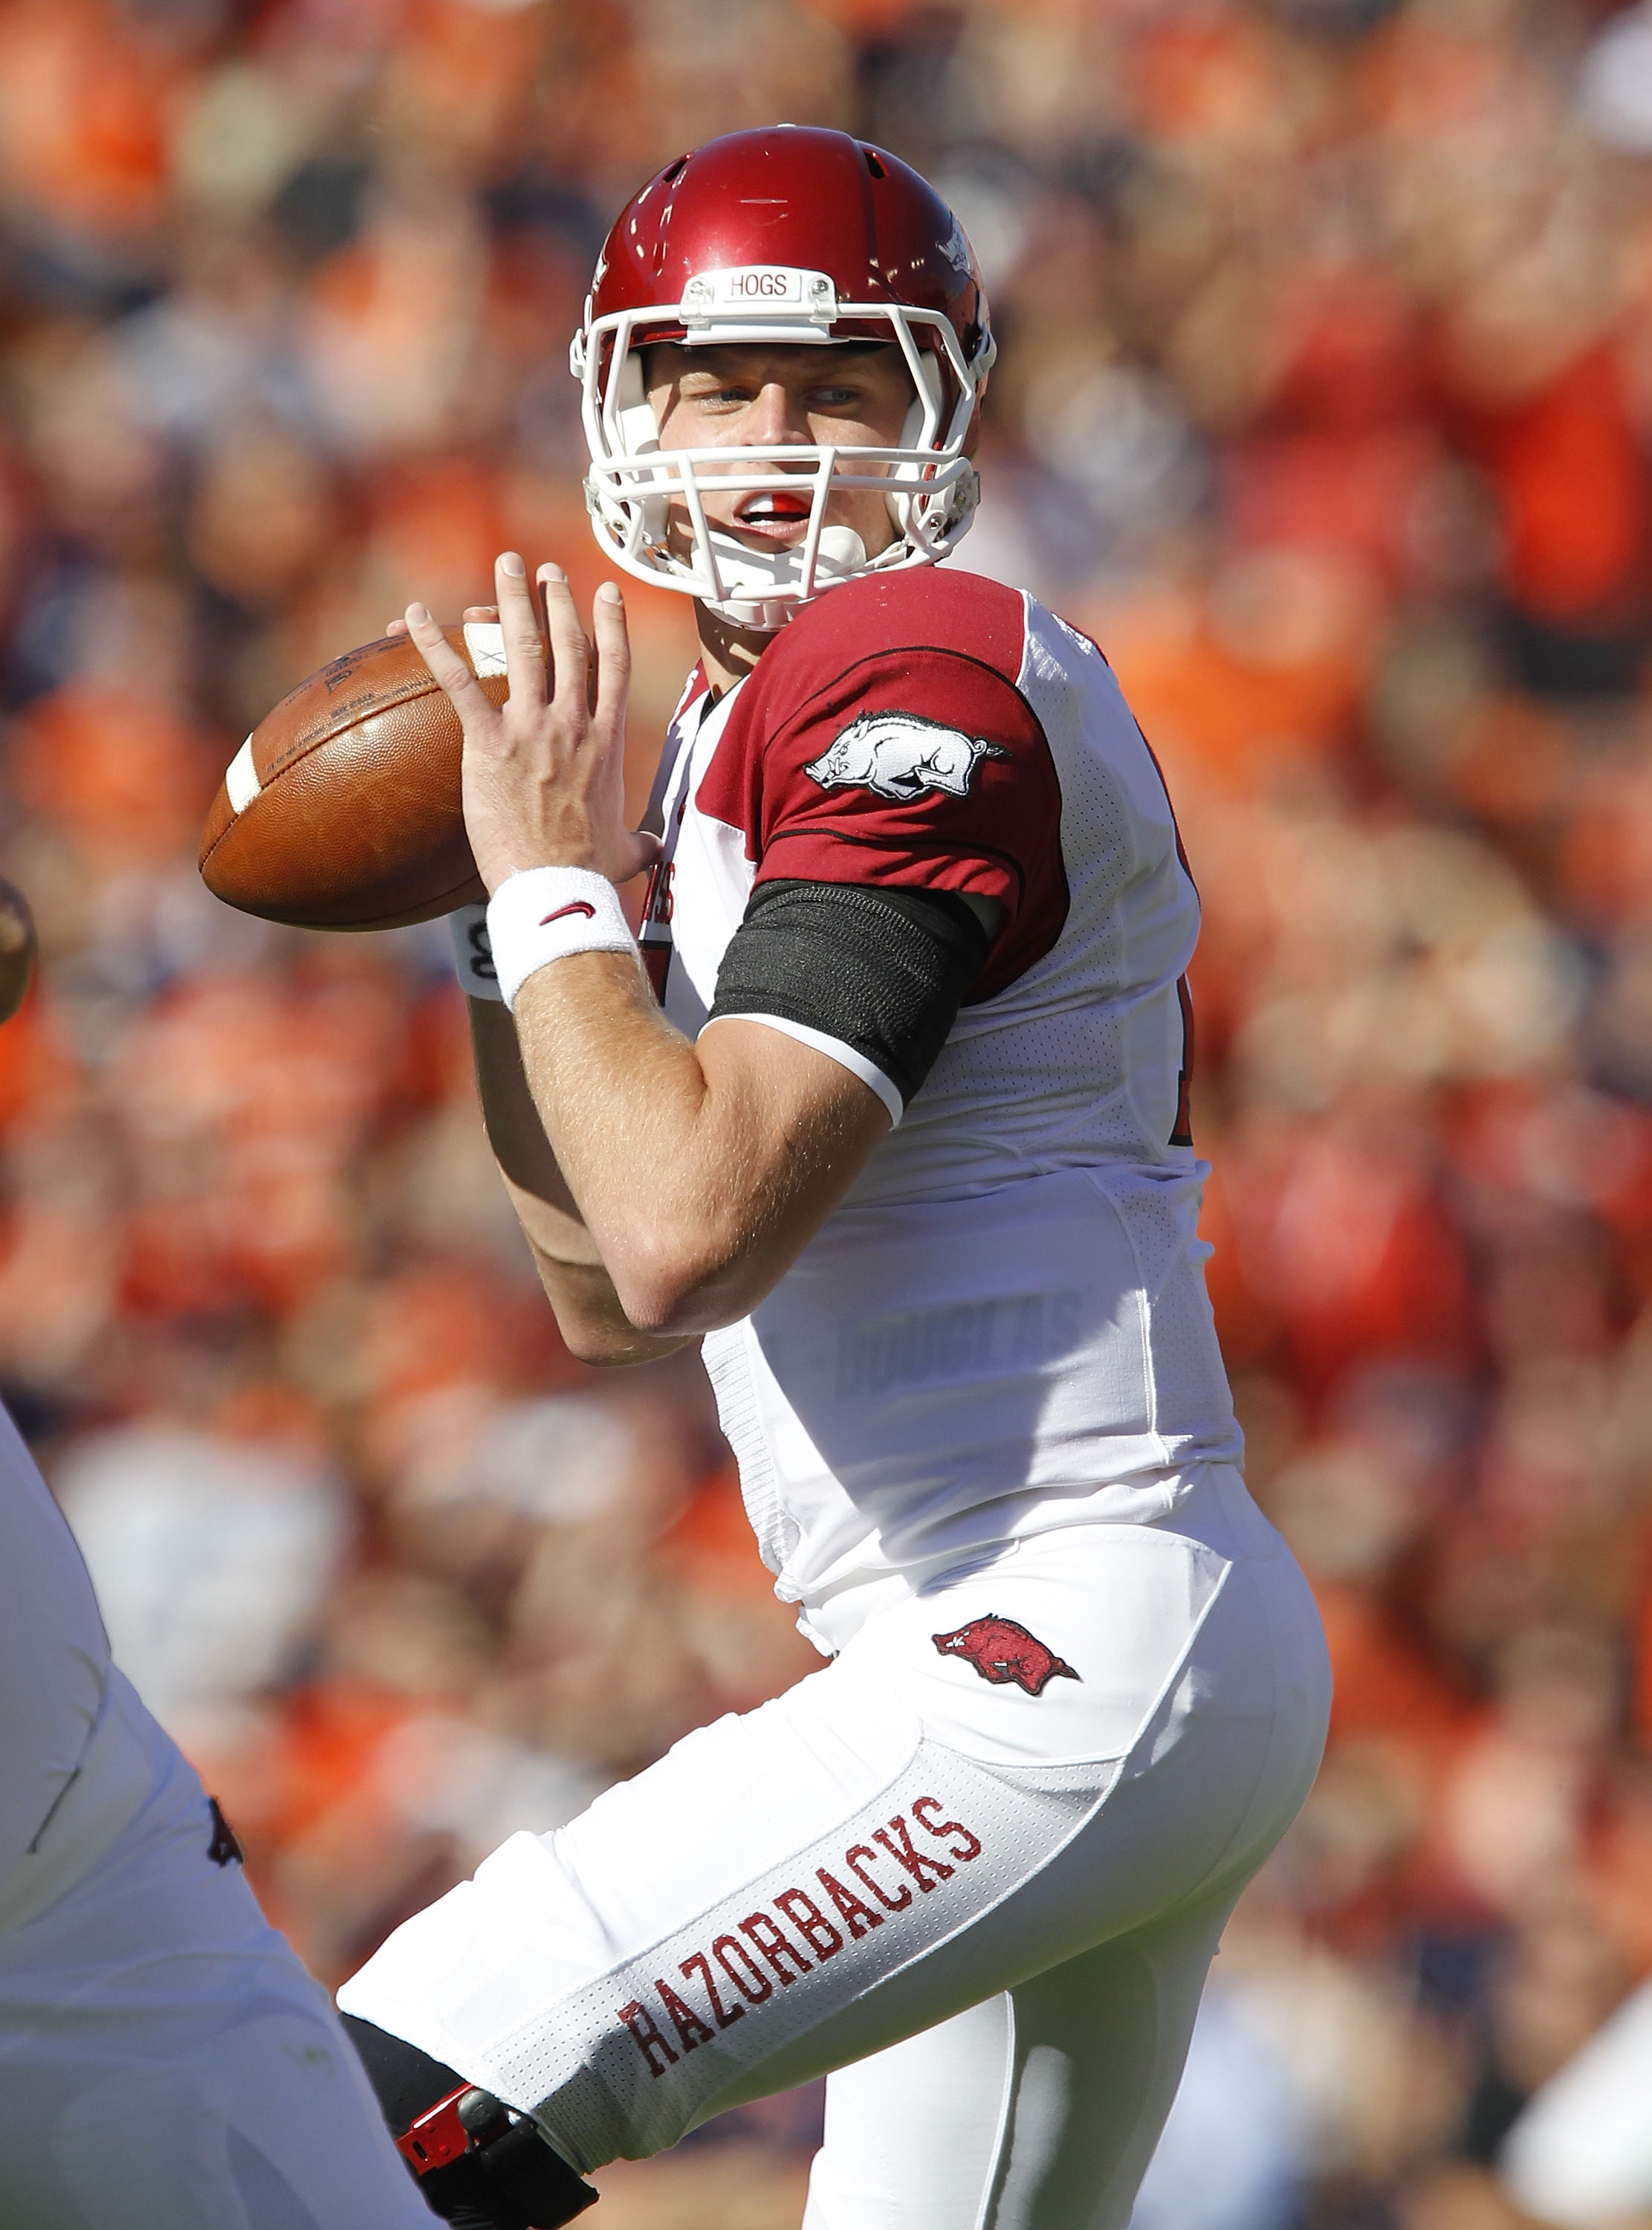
[817,527,867,572]
[704,526,866,605]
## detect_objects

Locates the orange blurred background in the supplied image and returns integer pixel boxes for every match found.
[4,1,1652,2224]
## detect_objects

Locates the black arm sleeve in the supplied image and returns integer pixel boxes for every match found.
[706,879,991,1111]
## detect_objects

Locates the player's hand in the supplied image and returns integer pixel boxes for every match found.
[404,553,660,895]
[0,879,37,1024]
[386,604,497,639]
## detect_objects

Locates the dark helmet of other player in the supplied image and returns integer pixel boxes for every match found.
[570,125,996,632]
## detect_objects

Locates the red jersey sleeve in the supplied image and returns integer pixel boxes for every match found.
[697,589,1068,1003]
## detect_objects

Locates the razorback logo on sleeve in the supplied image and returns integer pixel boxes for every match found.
[804,711,1008,803]
[693,578,1072,1001]
[613,1794,983,2077]
[931,1615,1080,1696]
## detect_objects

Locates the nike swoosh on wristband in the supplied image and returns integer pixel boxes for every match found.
[540,902,598,925]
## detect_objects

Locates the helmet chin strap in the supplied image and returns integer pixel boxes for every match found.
[700,524,867,630]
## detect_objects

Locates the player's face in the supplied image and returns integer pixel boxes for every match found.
[644,343,915,562]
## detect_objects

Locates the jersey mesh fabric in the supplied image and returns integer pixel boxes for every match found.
[639,570,1243,1627]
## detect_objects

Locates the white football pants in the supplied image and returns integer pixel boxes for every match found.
[342,1466,1332,2229]
[0,1677,431,2229]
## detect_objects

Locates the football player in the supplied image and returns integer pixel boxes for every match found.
[0,882,435,2228]
[342,127,1332,2230]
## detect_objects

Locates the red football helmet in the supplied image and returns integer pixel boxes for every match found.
[570,126,995,630]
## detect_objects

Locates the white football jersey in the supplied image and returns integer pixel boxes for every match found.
[0,1405,111,1888]
[638,569,1243,1646]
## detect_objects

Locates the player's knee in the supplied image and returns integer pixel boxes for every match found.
[341,2014,598,2229]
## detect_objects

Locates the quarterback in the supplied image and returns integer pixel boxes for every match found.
[339,128,1332,2230]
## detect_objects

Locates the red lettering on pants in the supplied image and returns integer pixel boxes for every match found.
[618,1999,678,2077]
[774,1887,844,1961]
[874,1815,955,1893]
[739,1911,812,1985]
[816,1865,884,1939]
[680,1949,745,2029]
[911,1795,983,1864]
[845,1842,912,1911]
[655,1978,714,2052]
[713,1933,774,2004]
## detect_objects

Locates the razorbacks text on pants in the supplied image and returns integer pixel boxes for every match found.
[617,1795,983,2075]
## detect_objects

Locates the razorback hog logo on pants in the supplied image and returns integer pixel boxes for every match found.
[805,711,1008,803]
[932,1615,1080,1696]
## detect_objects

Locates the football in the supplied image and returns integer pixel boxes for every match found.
[198,623,509,931]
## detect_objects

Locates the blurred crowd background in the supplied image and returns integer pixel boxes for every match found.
[2,0,1652,2223]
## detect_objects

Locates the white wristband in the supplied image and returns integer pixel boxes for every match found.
[449,905,505,1001]
[485,866,638,1009]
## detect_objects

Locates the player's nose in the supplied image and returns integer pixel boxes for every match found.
[746,378,814,452]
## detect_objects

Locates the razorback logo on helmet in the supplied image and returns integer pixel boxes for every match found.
[932,1615,1080,1696]
[940,218,974,277]
[805,711,1008,803]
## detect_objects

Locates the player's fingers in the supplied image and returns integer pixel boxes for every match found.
[591,582,631,730]
[395,603,499,638]
[495,552,547,711]
[538,563,591,726]
[404,603,495,727]
[0,879,36,1025]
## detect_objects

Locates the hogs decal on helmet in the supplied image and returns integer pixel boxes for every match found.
[570,126,996,632]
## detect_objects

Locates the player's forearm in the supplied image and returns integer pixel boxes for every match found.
[505,1206,697,1366]
[467,998,693,1364]
[511,954,880,1335]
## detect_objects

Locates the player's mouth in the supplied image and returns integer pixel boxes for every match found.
[728,488,814,543]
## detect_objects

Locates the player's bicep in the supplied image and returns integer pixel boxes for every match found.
[697,1017,893,1150]
[605,885,987,1331]
[683,1020,889,1322]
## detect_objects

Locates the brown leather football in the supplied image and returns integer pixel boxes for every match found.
[198,624,508,931]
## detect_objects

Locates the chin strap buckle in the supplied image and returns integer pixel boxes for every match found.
[396,2084,510,2176]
